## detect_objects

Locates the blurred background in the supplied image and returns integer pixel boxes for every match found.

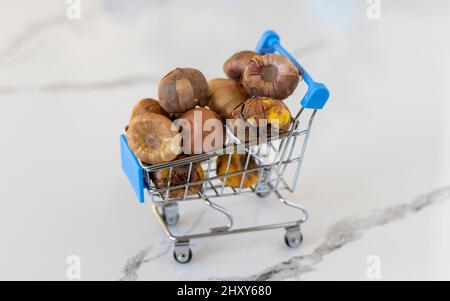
[0,0,449,280]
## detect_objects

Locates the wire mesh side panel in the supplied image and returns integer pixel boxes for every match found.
[143,109,315,204]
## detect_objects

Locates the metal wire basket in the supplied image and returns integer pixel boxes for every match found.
[120,30,329,263]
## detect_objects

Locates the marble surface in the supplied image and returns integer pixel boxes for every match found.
[0,0,449,280]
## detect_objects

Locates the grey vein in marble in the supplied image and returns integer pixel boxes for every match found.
[0,73,161,95]
[120,246,152,281]
[120,242,173,281]
[119,208,208,281]
[0,10,99,66]
[0,15,65,64]
[219,186,450,281]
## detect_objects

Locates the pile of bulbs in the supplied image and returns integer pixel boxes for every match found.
[126,50,302,198]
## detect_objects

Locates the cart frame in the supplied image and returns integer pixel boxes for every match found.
[120,30,329,263]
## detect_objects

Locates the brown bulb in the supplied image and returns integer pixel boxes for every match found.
[207,79,248,119]
[242,54,300,100]
[130,98,169,122]
[168,112,184,121]
[126,112,181,164]
[177,107,225,155]
[152,154,205,199]
[216,153,259,188]
[223,50,259,80]
[230,97,292,141]
[158,68,208,113]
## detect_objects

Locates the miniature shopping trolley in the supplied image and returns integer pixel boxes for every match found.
[120,31,329,263]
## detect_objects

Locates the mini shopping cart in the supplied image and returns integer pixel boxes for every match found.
[120,31,329,263]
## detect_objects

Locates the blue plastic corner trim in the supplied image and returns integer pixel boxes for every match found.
[255,30,330,109]
[255,30,279,53]
[120,134,146,203]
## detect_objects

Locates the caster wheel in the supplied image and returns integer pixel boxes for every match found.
[256,169,271,198]
[284,229,303,248]
[173,248,192,264]
[256,188,271,198]
[256,183,271,198]
[162,205,179,226]
[163,212,179,226]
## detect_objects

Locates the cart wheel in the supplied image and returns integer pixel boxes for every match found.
[173,246,192,264]
[256,182,271,198]
[162,204,179,226]
[256,169,271,198]
[284,228,303,248]
[256,189,271,198]
[163,212,179,226]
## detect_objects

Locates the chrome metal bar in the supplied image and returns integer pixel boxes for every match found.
[202,195,234,232]
[182,162,193,201]
[220,153,233,195]
[293,107,305,122]
[201,157,213,193]
[150,157,303,196]
[291,110,317,192]
[274,189,309,224]
[255,166,265,192]
[152,185,292,205]
[165,166,173,200]
[273,123,297,185]
[151,190,307,241]
[208,179,219,197]
[238,149,252,193]
[274,134,299,190]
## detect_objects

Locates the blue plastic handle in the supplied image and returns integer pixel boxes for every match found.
[120,134,146,203]
[255,30,330,109]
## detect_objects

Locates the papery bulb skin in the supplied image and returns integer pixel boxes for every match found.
[207,78,248,119]
[130,98,169,122]
[158,68,208,113]
[223,50,259,81]
[242,54,300,100]
[126,113,182,164]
